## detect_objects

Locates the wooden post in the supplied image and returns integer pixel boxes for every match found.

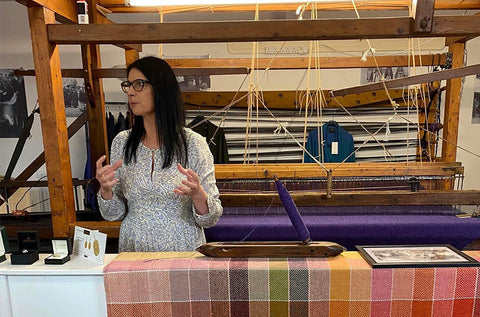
[441,42,464,163]
[81,45,108,165]
[82,0,109,169]
[441,42,464,190]
[27,5,76,237]
[125,49,139,128]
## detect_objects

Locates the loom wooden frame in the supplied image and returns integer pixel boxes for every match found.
[7,0,480,237]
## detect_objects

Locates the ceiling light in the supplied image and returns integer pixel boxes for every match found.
[126,0,325,6]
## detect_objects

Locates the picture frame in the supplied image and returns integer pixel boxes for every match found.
[356,244,480,268]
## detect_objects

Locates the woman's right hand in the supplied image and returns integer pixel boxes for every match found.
[95,155,123,200]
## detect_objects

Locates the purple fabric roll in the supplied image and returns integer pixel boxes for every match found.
[275,178,311,243]
[204,214,480,250]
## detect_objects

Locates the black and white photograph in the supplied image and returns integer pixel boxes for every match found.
[177,75,211,91]
[63,78,87,117]
[361,66,408,85]
[472,74,480,124]
[0,69,28,138]
[356,244,480,268]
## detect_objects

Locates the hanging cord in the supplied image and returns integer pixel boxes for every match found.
[260,99,329,172]
[239,196,275,242]
[333,117,398,172]
[14,174,48,211]
[157,8,164,58]
[351,0,396,111]
[397,114,480,159]
[331,96,395,159]
[187,71,250,133]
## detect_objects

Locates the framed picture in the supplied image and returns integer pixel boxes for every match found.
[63,78,86,117]
[356,244,480,268]
[0,69,28,138]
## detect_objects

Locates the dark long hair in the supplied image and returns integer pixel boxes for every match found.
[123,56,188,168]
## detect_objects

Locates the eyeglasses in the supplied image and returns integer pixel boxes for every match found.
[121,79,150,93]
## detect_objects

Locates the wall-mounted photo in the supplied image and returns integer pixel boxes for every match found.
[177,75,211,92]
[472,74,480,124]
[0,69,28,138]
[361,66,408,85]
[63,78,86,117]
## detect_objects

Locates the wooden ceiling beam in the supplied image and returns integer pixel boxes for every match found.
[97,0,480,14]
[17,0,141,51]
[19,0,78,23]
[47,16,480,44]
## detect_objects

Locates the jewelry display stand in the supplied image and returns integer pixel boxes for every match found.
[10,231,40,265]
[45,238,72,265]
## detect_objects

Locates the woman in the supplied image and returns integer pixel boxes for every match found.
[95,56,222,252]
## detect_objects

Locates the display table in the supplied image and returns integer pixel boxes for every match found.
[104,251,480,317]
[0,253,117,317]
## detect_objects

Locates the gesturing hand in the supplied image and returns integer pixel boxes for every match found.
[174,163,208,214]
[95,155,123,200]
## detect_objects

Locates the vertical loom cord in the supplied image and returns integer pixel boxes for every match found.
[351,0,396,111]
[157,8,163,58]
[244,4,260,164]
[302,41,313,163]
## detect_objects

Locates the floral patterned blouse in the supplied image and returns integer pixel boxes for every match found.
[98,128,223,252]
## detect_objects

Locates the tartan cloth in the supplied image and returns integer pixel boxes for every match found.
[104,251,480,317]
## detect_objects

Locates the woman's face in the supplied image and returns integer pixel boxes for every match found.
[126,68,155,118]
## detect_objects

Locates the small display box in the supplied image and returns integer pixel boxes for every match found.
[0,225,9,253]
[0,227,6,263]
[11,231,40,265]
[45,238,72,265]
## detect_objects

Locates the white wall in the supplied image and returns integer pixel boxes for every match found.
[0,1,479,203]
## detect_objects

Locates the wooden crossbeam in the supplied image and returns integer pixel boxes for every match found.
[214,162,463,179]
[97,0,480,14]
[219,190,480,207]
[47,16,480,44]
[165,55,448,69]
[183,84,437,110]
[330,64,480,97]
[14,67,250,78]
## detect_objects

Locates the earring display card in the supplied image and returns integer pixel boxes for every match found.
[73,226,107,264]
[45,238,72,265]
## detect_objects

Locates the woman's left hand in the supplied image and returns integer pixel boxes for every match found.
[174,163,208,214]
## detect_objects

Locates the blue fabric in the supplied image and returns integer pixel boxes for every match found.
[304,122,355,163]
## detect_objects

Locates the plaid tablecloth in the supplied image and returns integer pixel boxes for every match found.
[104,251,480,317]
